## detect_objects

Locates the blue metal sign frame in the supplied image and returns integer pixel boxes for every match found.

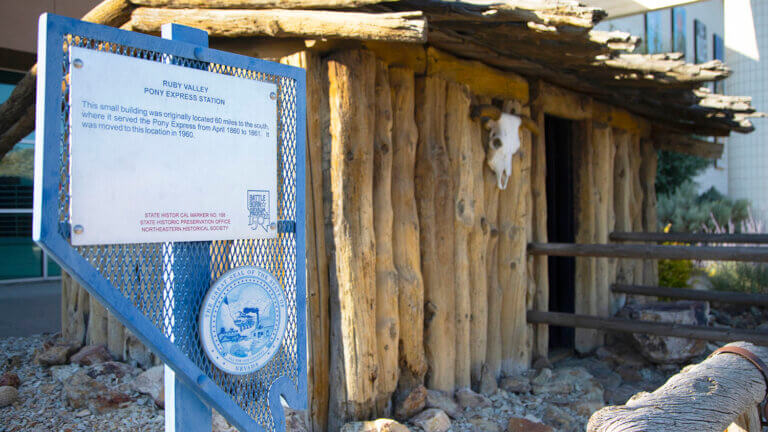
[33,13,306,431]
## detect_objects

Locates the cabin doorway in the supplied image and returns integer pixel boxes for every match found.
[545,115,576,350]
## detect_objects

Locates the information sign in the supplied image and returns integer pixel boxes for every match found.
[69,46,278,245]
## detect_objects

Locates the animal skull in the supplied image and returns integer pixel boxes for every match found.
[485,113,522,190]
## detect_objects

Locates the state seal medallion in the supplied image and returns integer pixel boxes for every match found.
[200,266,288,375]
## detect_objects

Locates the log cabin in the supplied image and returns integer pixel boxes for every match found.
[0,0,762,430]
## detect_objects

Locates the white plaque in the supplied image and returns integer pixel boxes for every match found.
[68,46,279,245]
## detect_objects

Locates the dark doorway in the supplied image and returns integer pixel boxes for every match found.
[545,115,576,350]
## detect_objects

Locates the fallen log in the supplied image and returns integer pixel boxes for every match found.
[527,242,768,262]
[611,284,768,307]
[588,341,768,432]
[127,8,427,42]
[610,231,768,244]
[526,311,768,346]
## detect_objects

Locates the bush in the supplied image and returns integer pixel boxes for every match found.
[656,150,710,196]
[705,210,768,294]
[659,258,693,288]
[657,182,751,233]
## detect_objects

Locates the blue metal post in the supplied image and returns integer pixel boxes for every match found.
[161,23,213,432]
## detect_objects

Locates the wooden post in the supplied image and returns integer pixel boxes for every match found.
[640,139,659,287]
[530,90,549,361]
[574,120,600,353]
[327,49,378,422]
[468,95,488,390]
[528,243,768,262]
[61,272,89,346]
[280,50,330,431]
[612,130,631,313]
[88,296,109,346]
[415,76,455,391]
[390,67,427,394]
[612,284,768,307]
[484,116,502,383]
[592,124,614,321]
[373,60,399,415]
[610,232,768,244]
[588,342,768,432]
[629,134,645,293]
[499,100,531,375]
[445,81,474,389]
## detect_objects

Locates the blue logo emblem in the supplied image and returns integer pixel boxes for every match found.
[200,266,287,375]
[247,190,270,232]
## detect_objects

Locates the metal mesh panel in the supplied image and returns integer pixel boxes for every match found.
[58,35,298,430]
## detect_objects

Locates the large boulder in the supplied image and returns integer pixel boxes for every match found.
[393,385,426,420]
[132,365,164,408]
[63,370,132,414]
[410,409,450,432]
[340,419,410,432]
[619,301,709,364]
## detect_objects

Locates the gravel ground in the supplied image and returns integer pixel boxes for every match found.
[0,334,164,432]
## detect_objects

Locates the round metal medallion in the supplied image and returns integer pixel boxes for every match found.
[200,266,287,375]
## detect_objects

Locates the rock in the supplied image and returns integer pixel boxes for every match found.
[393,385,426,420]
[468,416,501,432]
[425,389,461,419]
[51,364,81,383]
[410,408,450,432]
[64,370,133,414]
[86,361,135,379]
[604,384,642,405]
[455,387,491,409]
[530,368,552,386]
[506,417,553,432]
[531,368,572,396]
[34,341,79,366]
[571,399,604,417]
[616,364,641,382]
[0,386,19,407]
[622,301,708,363]
[499,375,530,394]
[212,410,238,432]
[285,407,310,432]
[531,356,552,370]
[479,365,498,395]
[0,372,20,388]
[70,344,113,366]
[541,405,576,431]
[132,365,164,409]
[340,419,411,432]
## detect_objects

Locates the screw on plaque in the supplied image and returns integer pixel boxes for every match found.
[269,222,277,231]
[269,92,277,100]
[73,59,84,69]
[73,225,84,235]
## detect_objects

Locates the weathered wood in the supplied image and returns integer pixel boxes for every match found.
[612,130,632,313]
[415,76,455,391]
[88,296,109,346]
[529,87,549,361]
[365,42,427,74]
[445,81,474,388]
[499,100,530,375]
[389,67,426,394]
[527,312,768,345]
[130,0,391,7]
[280,51,330,432]
[483,101,502,382]
[588,342,768,432]
[640,139,659,287]
[611,284,768,307]
[128,8,427,42]
[574,120,600,352]
[725,407,761,432]
[629,134,645,292]
[327,49,378,422]
[593,124,614,323]
[528,242,768,262]
[468,95,488,389]
[426,47,529,103]
[592,102,649,136]
[107,312,125,359]
[540,81,592,120]
[372,60,398,415]
[610,232,768,244]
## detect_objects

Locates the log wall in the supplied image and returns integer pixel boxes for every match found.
[59,44,660,431]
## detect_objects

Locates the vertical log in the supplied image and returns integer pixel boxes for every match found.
[641,139,659,287]
[445,81,473,389]
[327,49,378,422]
[499,100,531,375]
[62,272,89,345]
[593,124,614,321]
[107,312,125,359]
[612,130,632,314]
[373,60,399,414]
[468,96,488,390]
[481,97,502,386]
[390,67,427,394]
[629,134,646,302]
[61,273,70,339]
[281,50,331,431]
[88,296,108,346]
[530,89,549,361]
[574,120,600,353]
[415,76,455,391]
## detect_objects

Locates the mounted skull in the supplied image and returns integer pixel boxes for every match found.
[472,104,538,190]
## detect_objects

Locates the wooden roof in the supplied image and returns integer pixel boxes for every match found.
[121,0,760,137]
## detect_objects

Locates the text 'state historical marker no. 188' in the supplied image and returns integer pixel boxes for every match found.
[33,13,307,432]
